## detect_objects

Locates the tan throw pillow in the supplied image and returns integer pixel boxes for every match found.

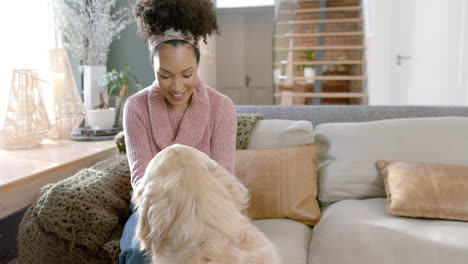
[377,160,468,221]
[235,143,321,226]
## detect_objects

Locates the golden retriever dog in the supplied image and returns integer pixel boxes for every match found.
[133,144,282,264]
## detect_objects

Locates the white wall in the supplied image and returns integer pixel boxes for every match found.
[198,0,217,88]
[198,36,217,88]
[366,0,468,106]
[364,0,393,105]
[463,0,468,105]
[217,0,274,8]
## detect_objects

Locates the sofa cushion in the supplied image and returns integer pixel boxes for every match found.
[315,117,468,205]
[377,160,468,221]
[254,218,312,264]
[247,119,314,149]
[308,198,468,264]
[235,143,321,226]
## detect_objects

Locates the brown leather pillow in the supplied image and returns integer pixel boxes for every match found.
[377,160,468,221]
[235,143,321,226]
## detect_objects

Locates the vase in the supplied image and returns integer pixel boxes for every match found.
[49,49,86,139]
[86,108,115,130]
[304,67,315,84]
[0,70,50,149]
[83,65,106,110]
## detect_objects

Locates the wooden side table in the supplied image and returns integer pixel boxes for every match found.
[0,138,117,219]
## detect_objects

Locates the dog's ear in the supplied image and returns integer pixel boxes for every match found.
[133,154,175,252]
[210,164,250,211]
[134,149,207,253]
[133,181,162,251]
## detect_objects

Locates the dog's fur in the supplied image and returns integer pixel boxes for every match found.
[133,144,282,264]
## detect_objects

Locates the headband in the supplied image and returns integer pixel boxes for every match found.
[150,29,199,51]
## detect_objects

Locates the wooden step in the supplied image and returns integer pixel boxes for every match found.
[298,0,360,3]
[277,18,363,25]
[276,91,368,98]
[298,0,359,2]
[298,6,362,13]
[274,31,364,38]
[275,45,364,51]
[279,75,367,81]
[274,60,366,66]
[296,0,361,9]
[280,6,362,14]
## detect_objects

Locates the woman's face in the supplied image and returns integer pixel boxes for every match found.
[154,43,198,112]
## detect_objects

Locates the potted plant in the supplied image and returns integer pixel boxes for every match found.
[86,66,141,130]
[297,49,316,84]
[51,0,133,111]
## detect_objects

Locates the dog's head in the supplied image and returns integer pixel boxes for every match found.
[133,144,249,253]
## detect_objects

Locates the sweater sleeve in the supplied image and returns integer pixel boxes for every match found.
[210,96,237,174]
[123,96,153,189]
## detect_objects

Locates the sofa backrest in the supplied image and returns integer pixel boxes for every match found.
[235,105,468,125]
[236,105,468,206]
[314,116,468,205]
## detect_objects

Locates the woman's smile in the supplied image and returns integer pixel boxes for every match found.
[170,91,187,100]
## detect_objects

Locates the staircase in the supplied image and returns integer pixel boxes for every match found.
[273,0,368,105]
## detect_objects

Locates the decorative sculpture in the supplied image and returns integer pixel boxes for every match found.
[0,69,50,149]
[49,48,86,139]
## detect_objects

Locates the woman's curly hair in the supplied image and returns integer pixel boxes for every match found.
[133,0,219,45]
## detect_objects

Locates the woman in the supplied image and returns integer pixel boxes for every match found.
[119,0,237,263]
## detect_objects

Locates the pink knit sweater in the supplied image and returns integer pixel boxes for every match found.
[123,78,237,189]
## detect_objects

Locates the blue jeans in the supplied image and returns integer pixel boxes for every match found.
[119,206,151,263]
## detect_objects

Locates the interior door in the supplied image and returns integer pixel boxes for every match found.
[390,0,466,105]
[217,7,274,105]
[216,11,245,104]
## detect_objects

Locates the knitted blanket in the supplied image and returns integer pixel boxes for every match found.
[236,113,264,149]
[18,113,263,263]
[18,154,132,264]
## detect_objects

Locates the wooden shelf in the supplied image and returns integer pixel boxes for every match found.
[276,91,368,98]
[299,6,362,13]
[275,45,364,51]
[299,0,358,2]
[275,60,365,66]
[279,75,367,81]
[277,18,363,25]
[274,31,364,38]
[275,0,366,105]
[280,6,362,14]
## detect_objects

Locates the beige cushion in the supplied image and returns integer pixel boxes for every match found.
[247,119,314,150]
[308,198,468,264]
[377,160,468,221]
[235,143,321,226]
[254,218,312,264]
[314,117,468,205]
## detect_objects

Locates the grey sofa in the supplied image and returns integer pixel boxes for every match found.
[16,105,468,264]
[236,105,468,264]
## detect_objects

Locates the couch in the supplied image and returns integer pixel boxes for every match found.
[18,105,468,264]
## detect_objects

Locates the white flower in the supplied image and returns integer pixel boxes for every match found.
[51,0,134,65]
